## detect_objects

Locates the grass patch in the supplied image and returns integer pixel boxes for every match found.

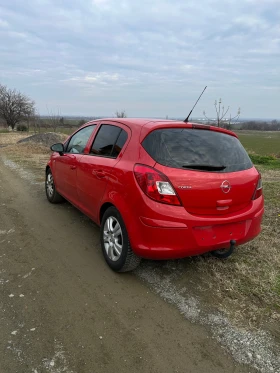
[0,132,33,146]
[250,154,277,164]
[56,127,77,135]
[249,154,280,170]
[275,276,280,297]
[237,130,280,157]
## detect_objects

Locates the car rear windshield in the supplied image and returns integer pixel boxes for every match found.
[142,128,253,172]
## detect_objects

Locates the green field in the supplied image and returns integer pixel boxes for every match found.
[235,130,280,169]
[236,130,280,156]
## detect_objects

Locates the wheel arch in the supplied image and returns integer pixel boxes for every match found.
[99,202,141,272]
[98,193,138,248]
[99,202,115,225]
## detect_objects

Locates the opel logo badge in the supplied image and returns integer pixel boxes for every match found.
[221,180,231,194]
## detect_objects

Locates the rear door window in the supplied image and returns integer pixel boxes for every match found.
[111,130,128,157]
[142,128,253,172]
[90,124,128,158]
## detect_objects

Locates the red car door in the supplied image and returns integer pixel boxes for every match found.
[77,123,129,223]
[54,125,96,204]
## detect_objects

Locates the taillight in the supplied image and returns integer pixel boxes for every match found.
[134,164,181,206]
[252,174,263,200]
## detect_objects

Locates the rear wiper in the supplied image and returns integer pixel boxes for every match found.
[181,164,226,171]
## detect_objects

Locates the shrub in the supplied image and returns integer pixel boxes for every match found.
[16,124,28,132]
[248,153,280,169]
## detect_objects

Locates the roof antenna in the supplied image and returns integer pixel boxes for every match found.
[184,86,207,123]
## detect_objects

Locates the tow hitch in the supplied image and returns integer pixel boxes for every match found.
[210,240,236,259]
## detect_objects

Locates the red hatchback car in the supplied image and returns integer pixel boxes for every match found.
[46,119,264,272]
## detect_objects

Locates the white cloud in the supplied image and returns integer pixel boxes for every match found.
[234,15,268,28]
[92,0,109,4]
[0,18,9,28]
[65,72,120,84]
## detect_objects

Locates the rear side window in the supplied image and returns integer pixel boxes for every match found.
[91,124,128,158]
[142,128,253,173]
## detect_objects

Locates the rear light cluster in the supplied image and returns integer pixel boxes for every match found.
[134,164,181,206]
[253,174,263,200]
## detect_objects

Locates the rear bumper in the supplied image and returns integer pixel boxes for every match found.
[129,197,264,260]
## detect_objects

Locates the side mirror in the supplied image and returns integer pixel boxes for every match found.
[50,143,64,155]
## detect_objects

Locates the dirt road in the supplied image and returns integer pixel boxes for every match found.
[0,158,253,373]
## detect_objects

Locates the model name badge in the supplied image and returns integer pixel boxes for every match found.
[178,186,192,189]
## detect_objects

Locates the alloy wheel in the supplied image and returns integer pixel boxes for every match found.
[103,216,123,261]
[46,173,54,198]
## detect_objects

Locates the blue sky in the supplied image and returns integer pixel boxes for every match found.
[0,0,279,119]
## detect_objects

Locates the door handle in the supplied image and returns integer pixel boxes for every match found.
[70,165,77,170]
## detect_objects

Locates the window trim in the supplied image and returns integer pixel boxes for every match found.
[89,123,127,159]
[64,125,96,154]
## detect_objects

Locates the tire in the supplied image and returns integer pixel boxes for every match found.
[45,169,65,204]
[100,206,141,272]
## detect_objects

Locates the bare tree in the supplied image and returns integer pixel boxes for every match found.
[47,107,62,132]
[115,110,127,118]
[0,83,35,130]
[203,98,240,128]
[59,117,64,126]
[29,113,43,134]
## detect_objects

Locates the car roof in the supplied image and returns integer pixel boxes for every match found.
[85,118,238,139]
